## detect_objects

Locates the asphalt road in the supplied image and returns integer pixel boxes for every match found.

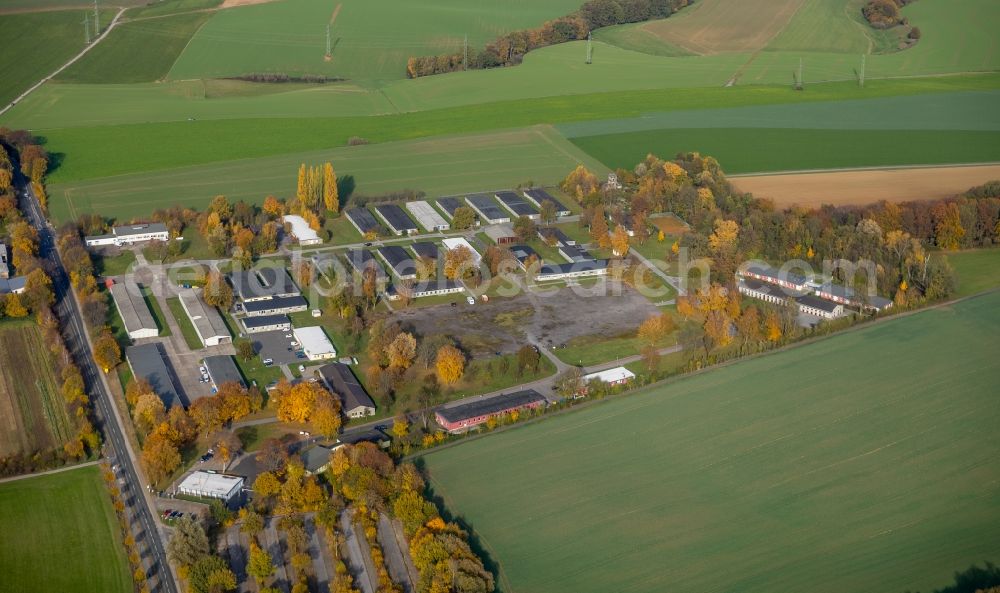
[14,170,178,593]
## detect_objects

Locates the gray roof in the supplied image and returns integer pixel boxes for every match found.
[740,279,805,299]
[795,294,842,313]
[345,249,386,279]
[816,282,892,310]
[495,191,537,217]
[537,227,571,246]
[436,390,545,424]
[317,362,375,414]
[203,355,245,388]
[230,268,299,301]
[241,314,290,329]
[559,244,589,262]
[435,197,464,219]
[345,208,380,234]
[110,279,157,336]
[0,276,26,294]
[113,222,168,237]
[485,224,517,242]
[301,445,333,473]
[337,430,389,447]
[179,288,229,341]
[410,242,439,260]
[377,245,416,277]
[243,295,308,315]
[126,343,180,409]
[509,244,540,266]
[466,194,508,222]
[743,263,807,287]
[538,259,608,276]
[373,204,418,233]
[523,188,570,214]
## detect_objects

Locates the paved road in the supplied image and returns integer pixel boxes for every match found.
[0,7,126,117]
[14,166,178,593]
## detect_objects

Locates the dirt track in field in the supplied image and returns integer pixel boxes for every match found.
[731,164,1000,208]
[642,0,805,54]
[220,0,280,8]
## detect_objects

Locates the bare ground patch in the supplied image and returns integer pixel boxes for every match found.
[732,164,1000,208]
[220,0,281,8]
[641,0,805,54]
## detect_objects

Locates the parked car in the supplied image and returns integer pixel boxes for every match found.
[295,352,306,359]
[284,333,293,338]
[466,296,476,305]
[298,364,306,372]
[263,358,273,366]
[161,509,173,519]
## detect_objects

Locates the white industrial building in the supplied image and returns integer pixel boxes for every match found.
[282,215,322,246]
[441,237,481,266]
[177,471,244,503]
[85,223,170,247]
[110,279,159,340]
[178,288,231,347]
[293,326,337,361]
[583,367,636,387]
[405,200,450,232]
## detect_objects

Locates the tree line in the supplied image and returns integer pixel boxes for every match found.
[406,0,692,78]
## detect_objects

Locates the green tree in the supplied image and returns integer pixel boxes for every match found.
[188,555,236,593]
[247,542,276,584]
[451,206,476,230]
[166,516,209,571]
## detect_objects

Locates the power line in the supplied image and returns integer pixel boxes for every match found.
[586,31,592,64]
[83,13,91,44]
[859,53,866,87]
[93,0,99,35]
[325,24,331,58]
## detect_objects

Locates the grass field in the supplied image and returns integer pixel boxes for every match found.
[57,11,216,83]
[166,296,204,350]
[0,9,114,105]
[421,291,1000,593]
[46,125,608,222]
[168,0,582,82]
[0,320,73,457]
[944,248,1000,298]
[569,127,1000,174]
[0,465,132,593]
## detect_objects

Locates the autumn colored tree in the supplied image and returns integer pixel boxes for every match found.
[560,164,600,203]
[435,344,465,385]
[539,199,557,224]
[213,430,242,471]
[134,392,167,436]
[247,542,276,585]
[189,396,223,435]
[611,224,630,257]
[589,206,609,247]
[443,245,475,280]
[275,381,332,423]
[637,313,675,345]
[323,162,339,213]
[202,270,233,309]
[296,164,308,206]
[4,293,28,317]
[736,305,761,350]
[515,345,540,377]
[391,414,410,441]
[187,555,236,593]
[387,332,417,370]
[142,432,181,484]
[512,215,536,242]
[311,390,342,439]
[932,202,965,250]
[451,206,476,230]
[93,331,121,373]
[262,195,283,218]
[764,309,782,342]
[253,471,282,498]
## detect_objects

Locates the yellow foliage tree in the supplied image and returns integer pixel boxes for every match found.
[323,162,339,213]
[387,332,417,370]
[93,331,121,373]
[435,344,465,385]
[262,195,283,217]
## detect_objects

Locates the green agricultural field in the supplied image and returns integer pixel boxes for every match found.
[0,9,114,106]
[46,126,608,223]
[0,466,132,593]
[0,320,74,457]
[943,248,1000,298]
[421,292,1000,593]
[57,11,215,83]
[168,0,582,82]
[570,127,1000,174]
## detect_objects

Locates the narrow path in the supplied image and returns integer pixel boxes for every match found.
[629,249,685,296]
[0,459,101,485]
[0,7,126,117]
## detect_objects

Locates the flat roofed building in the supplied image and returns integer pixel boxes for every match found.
[435,197,465,220]
[125,343,180,409]
[739,263,809,292]
[441,237,481,266]
[795,294,844,319]
[583,366,636,386]
[372,204,418,236]
[110,279,158,340]
[243,295,308,317]
[293,326,337,361]
[0,276,26,295]
[465,194,509,224]
[558,244,591,262]
[535,259,608,282]
[495,191,539,220]
[377,245,417,280]
[178,288,230,346]
[241,314,291,334]
[537,227,573,247]
[230,268,299,302]
[86,223,170,247]
[177,471,244,503]
[435,390,546,433]
[345,249,386,280]
[316,362,376,418]
[203,355,244,390]
[813,282,893,312]
[485,224,517,245]
[406,201,450,232]
[386,279,465,301]
[523,188,571,216]
[737,279,803,306]
[509,244,541,269]
[410,242,439,261]
[345,208,381,236]
[282,215,322,245]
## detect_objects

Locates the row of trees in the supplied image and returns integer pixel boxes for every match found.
[406,0,692,77]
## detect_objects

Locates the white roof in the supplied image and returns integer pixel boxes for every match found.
[282,215,320,243]
[583,367,636,384]
[293,326,336,357]
[178,471,243,497]
[442,237,481,265]
[405,200,449,230]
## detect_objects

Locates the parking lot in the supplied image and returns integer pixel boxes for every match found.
[252,330,306,367]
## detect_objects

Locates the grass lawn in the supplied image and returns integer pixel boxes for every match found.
[554,329,674,367]
[46,126,608,223]
[942,247,1000,298]
[166,296,202,350]
[93,250,136,277]
[0,319,74,456]
[0,465,132,593]
[235,421,301,452]
[141,289,172,337]
[219,312,284,388]
[569,127,1000,174]
[421,291,1000,593]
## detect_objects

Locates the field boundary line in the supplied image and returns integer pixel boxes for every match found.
[0,459,102,485]
[728,161,1000,178]
[162,14,215,82]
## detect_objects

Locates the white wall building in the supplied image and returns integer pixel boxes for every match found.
[294,326,337,361]
[110,279,159,340]
[85,223,170,247]
[406,200,450,232]
[177,471,244,503]
[441,237,481,266]
[583,366,636,387]
[178,288,231,347]
[282,215,322,246]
